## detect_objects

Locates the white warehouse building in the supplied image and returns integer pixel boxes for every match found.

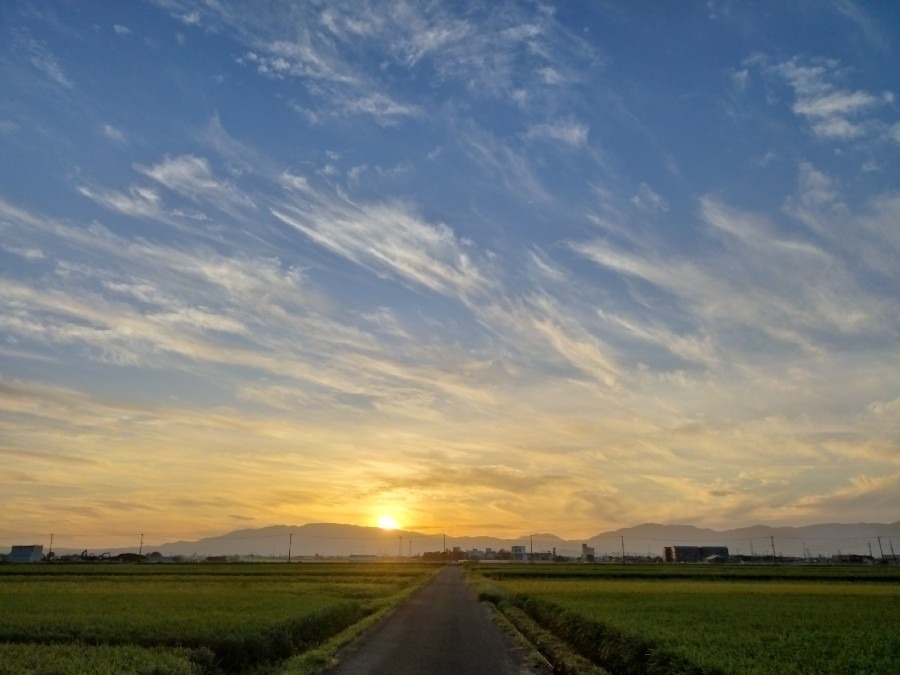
[8,545,43,563]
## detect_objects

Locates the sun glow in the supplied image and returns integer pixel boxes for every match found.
[378,515,400,530]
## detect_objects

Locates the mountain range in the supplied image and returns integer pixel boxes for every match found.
[98,521,900,559]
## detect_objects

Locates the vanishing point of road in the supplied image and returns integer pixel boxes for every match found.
[325,565,545,675]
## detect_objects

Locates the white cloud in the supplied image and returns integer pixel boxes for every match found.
[462,127,551,202]
[238,39,356,85]
[113,25,132,35]
[572,188,893,372]
[538,66,564,85]
[102,124,127,143]
[889,122,900,144]
[337,92,422,123]
[525,119,589,147]
[786,164,900,278]
[179,11,200,25]
[24,37,73,88]
[2,246,44,261]
[631,183,668,212]
[792,90,876,118]
[730,68,749,92]
[828,0,889,53]
[524,294,620,387]
[756,150,777,167]
[78,184,168,222]
[136,155,256,212]
[765,56,887,141]
[185,0,595,118]
[271,190,490,302]
[527,248,567,283]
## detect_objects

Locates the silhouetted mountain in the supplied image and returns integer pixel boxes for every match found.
[588,522,900,557]
[65,520,900,559]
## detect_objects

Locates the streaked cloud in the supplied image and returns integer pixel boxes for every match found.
[525,119,589,147]
[20,35,73,88]
[102,124,127,143]
[750,54,892,140]
[271,182,491,301]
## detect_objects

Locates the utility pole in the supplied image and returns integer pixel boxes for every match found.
[139,533,144,556]
[49,533,54,558]
[621,536,626,564]
[398,536,402,559]
[890,540,896,561]
[530,535,533,563]
[288,533,292,564]
[877,536,885,561]
[868,542,874,560]
[443,534,446,565]
[750,540,754,558]
[408,540,411,558]
[770,536,776,564]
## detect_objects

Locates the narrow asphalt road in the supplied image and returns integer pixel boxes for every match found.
[325,565,544,675]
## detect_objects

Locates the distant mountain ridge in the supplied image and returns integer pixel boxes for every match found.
[585,522,900,558]
[124,520,900,559]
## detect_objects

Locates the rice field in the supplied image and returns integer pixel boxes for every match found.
[0,562,436,674]
[470,563,900,674]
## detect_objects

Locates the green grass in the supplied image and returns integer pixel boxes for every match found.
[0,643,198,675]
[0,563,437,673]
[470,564,900,675]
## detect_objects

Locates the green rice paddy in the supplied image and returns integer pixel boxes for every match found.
[0,562,436,674]
[470,563,900,674]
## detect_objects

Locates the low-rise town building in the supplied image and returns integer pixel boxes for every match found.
[8,545,43,563]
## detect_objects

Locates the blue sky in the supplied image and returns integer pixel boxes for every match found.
[1,0,898,546]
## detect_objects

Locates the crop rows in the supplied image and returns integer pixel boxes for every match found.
[470,564,900,674]
[0,563,436,674]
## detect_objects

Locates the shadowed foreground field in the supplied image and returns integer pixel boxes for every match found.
[3,562,898,674]
[468,563,900,674]
[0,563,437,674]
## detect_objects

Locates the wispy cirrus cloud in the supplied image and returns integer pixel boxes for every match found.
[137,155,256,211]
[461,126,552,202]
[272,176,491,301]
[572,183,895,366]
[0,187,495,419]
[161,0,596,121]
[748,54,892,140]
[631,183,668,212]
[785,163,900,279]
[20,34,73,88]
[525,118,589,147]
[78,184,169,222]
[101,124,127,143]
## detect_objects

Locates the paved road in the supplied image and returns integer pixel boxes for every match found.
[325,565,543,675]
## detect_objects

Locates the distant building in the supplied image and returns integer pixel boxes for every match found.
[8,545,43,563]
[663,545,729,562]
[511,545,528,561]
[581,543,595,560]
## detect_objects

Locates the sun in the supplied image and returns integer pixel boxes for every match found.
[378,515,400,530]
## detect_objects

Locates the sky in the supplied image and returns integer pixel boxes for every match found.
[1,1,899,548]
